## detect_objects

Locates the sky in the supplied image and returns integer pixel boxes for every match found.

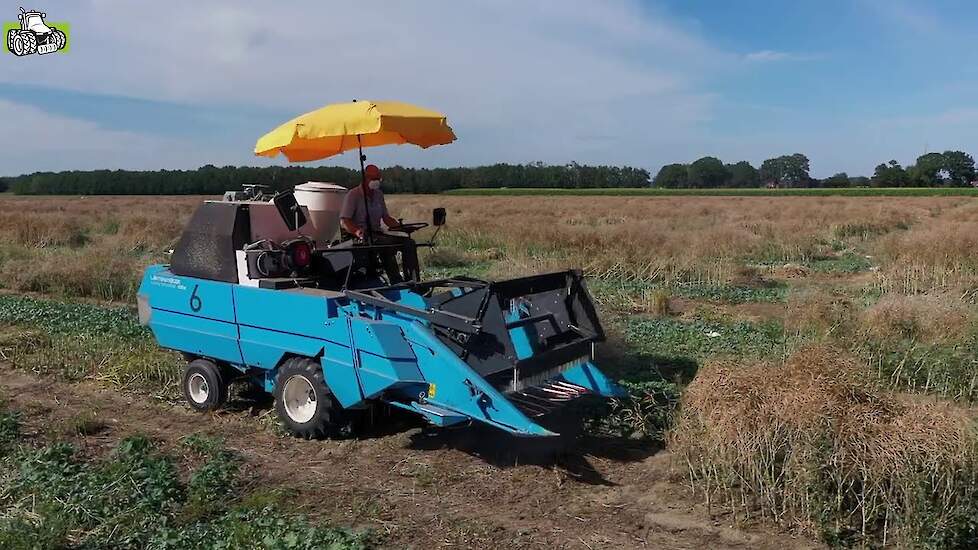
[0,0,975,178]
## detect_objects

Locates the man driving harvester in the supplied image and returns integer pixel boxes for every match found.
[340,164,421,282]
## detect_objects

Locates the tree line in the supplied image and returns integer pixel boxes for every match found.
[654,151,977,188]
[2,151,974,194]
[0,163,651,195]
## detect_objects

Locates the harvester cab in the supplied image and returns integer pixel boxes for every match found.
[138,183,624,441]
[8,7,67,56]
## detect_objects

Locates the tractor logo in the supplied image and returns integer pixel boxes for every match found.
[4,7,69,57]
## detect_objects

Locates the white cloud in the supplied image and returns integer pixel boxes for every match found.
[744,50,819,63]
[0,99,236,174]
[0,0,728,171]
[745,50,790,62]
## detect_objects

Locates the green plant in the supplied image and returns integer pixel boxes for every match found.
[0,411,20,452]
[0,432,369,549]
[623,315,788,362]
[0,295,180,394]
[188,450,240,506]
[150,506,371,550]
[597,380,681,440]
[181,433,228,456]
[800,252,873,273]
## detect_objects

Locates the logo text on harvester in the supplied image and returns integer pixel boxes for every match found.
[4,7,70,57]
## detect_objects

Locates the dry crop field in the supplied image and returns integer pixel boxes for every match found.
[1,193,977,548]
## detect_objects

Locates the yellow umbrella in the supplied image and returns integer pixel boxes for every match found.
[256,99,455,244]
[254,100,456,162]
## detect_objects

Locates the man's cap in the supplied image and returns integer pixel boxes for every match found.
[365,164,382,179]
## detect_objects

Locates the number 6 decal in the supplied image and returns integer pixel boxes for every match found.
[189,284,202,312]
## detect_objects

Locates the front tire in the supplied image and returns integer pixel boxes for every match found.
[11,34,26,56]
[6,30,16,53]
[274,356,353,439]
[182,358,228,412]
[51,29,66,50]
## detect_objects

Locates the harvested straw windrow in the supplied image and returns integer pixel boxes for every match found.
[670,346,978,547]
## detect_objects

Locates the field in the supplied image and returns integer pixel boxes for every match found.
[445,187,978,197]
[1,193,977,548]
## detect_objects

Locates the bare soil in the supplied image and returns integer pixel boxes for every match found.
[0,366,820,549]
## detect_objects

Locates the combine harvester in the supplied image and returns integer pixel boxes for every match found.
[137,100,624,440]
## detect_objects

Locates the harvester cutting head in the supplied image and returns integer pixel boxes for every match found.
[138,185,624,441]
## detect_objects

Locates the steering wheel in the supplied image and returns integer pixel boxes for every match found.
[387,222,429,234]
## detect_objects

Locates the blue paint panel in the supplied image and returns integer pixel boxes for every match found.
[348,318,423,398]
[506,303,536,360]
[322,341,363,408]
[150,309,243,364]
[141,266,237,323]
[237,325,325,370]
[234,286,347,339]
[351,319,415,359]
[404,324,554,436]
[357,353,425,398]
[381,288,428,310]
[561,361,627,398]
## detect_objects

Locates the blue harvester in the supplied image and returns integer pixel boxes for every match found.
[138,188,624,439]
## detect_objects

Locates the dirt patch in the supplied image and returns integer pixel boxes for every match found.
[670,298,789,326]
[0,366,819,549]
[772,263,811,279]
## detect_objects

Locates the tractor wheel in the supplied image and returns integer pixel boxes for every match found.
[5,30,15,53]
[11,34,26,56]
[19,32,37,55]
[182,358,228,412]
[51,29,66,50]
[274,356,355,439]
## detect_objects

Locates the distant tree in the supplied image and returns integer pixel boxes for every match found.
[687,157,730,188]
[4,163,651,195]
[942,150,976,187]
[726,161,760,188]
[871,160,909,187]
[822,172,851,188]
[912,152,946,186]
[849,176,870,187]
[759,153,811,187]
[654,163,690,188]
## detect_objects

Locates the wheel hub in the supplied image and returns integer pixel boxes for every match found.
[283,375,317,424]
[188,372,210,404]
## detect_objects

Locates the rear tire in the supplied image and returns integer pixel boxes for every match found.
[6,30,16,53]
[182,359,228,412]
[274,356,354,439]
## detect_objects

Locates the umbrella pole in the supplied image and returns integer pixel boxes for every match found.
[357,134,373,244]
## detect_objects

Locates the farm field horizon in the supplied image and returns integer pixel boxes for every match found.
[445,186,978,197]
[1,192,976,548]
